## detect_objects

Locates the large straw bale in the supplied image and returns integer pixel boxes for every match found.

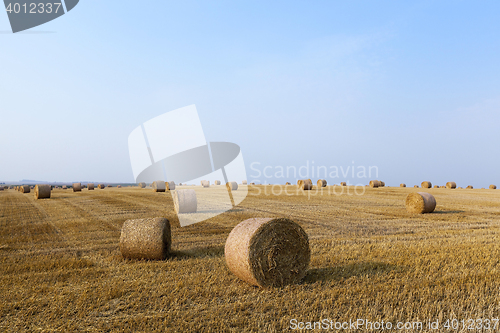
[421,181,432,189]
[173,189,197,213]
[138,182,146,188]
[88,183,95,190]
[201,180,210,188]
[226,181,238,191]
[490,185,497,189]
[405,192,436,214]
[369,180,381,188]
[317,179,327,187]
[73,183,82,192]
[297,179,312,190]
[225,217,310,288]
[466,185,473,189]
[152,180,166,192]
[20,185,30,193]
[214,180,221,185]
[98,184,105,189]
[34,184,51,199]
[242,180,248,185]
[120,217,171,260]
[446,182,457,189]
[400,183,406,187]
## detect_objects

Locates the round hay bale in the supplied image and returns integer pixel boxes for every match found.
[433,185,439,188]
[285,182,291,185]
[421,181,432,189]
[490,185,497,190]
[152,180,166,192]
[62,185,67,190]
[226,181,238,191]
[225,217,310,288]
[242,180,248,185]
[73,183,82,192]
[98,184,105,189]
[167,181,175,191]
[405,192,436,214]
[120,217,171,260]
[138,182,146,188]
[117,185,122,188]
[214,180,221,185]
[340,182,347,186]
[107,185,112,188]
[379,181,385,187]
[201,180,210,188]
[20,185,30,193]
[400,183,406,187]
[446,182,457,189]
[173,189,197,213]
[414,185,419,188]
[30,186,33,190]
[88,183,95,190]
[34,184,51,199]
[297,179,312,190]
[317,179,327,187]
[466,185,473,189]
[0,187,3,191]
[369,180,380,188]
[250,182,255,185]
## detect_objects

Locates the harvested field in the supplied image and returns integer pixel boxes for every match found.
[1,186,500,331]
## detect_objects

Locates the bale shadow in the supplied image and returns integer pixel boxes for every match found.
[170,245,225,259]
[433,210,465,214]
[303,261,401,284]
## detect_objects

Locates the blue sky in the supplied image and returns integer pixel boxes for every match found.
[1,1,499,187]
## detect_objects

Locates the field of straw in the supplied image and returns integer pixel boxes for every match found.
[1,186,500,332]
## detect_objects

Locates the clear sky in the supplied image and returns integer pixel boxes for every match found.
[1,1,499,187]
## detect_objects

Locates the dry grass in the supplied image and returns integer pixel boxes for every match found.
[1,186,500,331]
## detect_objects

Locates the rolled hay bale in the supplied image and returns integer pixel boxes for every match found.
[466,185,473,189]
[173,189,197,213]
[117,185,122,188]
[98,184,105,189]
[138,182,146,188]
[226,181,238,191]
[369,180,381,188]
[379,181,385,187]
[414,185,419,188]
[225,217,310,288]
[490,185,497,190]
[405,192,436,214]
[73,183,82,192]
[167,181,175,191]
[20,185,30,193]
[421,181,432,189]
[297,179,312,190]
[446,182,457,189]
[400,183,406,187]
[34,184,51,199]
[120,217,171,260]
[242,180,248,185]
[152,180,166,192]
[0,187,3,191]
[214,180,221,185]
[62,185,67,190]
[107,185,112,188]
[201,180,210,188]
[340,182,347,186]
[88,183,95,190]
[285,182,291,185]
[317,179,327,187]
[433,185,439,188]
[250,182,255,185]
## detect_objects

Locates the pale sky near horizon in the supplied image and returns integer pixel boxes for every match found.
[1,1,499,187]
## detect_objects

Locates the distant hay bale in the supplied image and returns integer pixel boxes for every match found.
[30,186,33,190]
[173,189,197,213]
[167,181,175,191]
[400,183,406,187]
[0,187,3,191]
[73,183,82,192]
[379,181,385,187]
[446,182,457,189]
[226,181,238,191]
[466,185,473,189]
[433,185,439,188]
[214,180,221,185]
[201,180,210,188]
[88,183,95,190]
[340,182,347,186]
[414,185,419,188]
[107,185,112,188]
[250,182,255,185]
[62,185,67,190]
[297,179,312,190]
[369,180,381,188]
[405,192,436,214]
[490,185,497,189]
[138,182,146,188]
[117,185,122,188]
[242,180,248,185]
[120,217,171,260]
[225,217,310,288]
[20,185,30,193]
[98,184,105,189]
[152,180,166,192]
[317,179,327,187]
[421,181,432,189]
[285,182,291,185]
[34,184,51,199]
